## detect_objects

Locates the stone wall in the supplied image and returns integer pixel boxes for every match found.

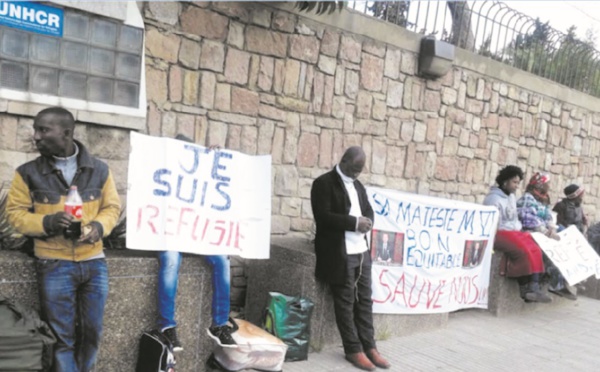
[2,1,600,238]
[141,1,600,233]
[2,2,600,315]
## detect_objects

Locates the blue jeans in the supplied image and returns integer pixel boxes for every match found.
[36,258,109,372]
[157,251,231,330]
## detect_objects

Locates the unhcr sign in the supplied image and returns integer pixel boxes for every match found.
[0,1,63,37]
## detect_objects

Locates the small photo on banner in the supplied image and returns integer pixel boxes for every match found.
[371,229,404,266]
[461,240,488,268]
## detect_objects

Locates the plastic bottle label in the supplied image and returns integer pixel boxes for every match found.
[65,204,83,219]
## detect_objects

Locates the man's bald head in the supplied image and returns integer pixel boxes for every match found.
[35,107,75,131]
[341,146,365,163]
[339,146,366,180]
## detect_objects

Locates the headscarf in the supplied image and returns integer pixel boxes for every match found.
[528,172,550,187]
[526,172,551,205]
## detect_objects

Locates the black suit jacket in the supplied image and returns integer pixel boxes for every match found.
[310,168,374,284]
[377,241,392,261]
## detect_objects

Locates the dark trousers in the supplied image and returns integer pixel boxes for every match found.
[330,251,376,354]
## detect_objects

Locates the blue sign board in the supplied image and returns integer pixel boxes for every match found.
[0,1,63,37]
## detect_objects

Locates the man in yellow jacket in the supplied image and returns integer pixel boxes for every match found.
[7,107,121,372]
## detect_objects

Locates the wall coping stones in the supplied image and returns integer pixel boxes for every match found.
[263,2,600,113]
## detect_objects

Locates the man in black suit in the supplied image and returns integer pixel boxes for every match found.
[376,233,393,263]
[310,147,390,371]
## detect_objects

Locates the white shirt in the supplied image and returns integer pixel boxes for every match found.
[336,164,368,255]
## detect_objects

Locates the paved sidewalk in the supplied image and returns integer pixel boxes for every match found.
[283,297,600,372]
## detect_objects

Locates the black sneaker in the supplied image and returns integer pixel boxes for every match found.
[207,318,238,348]
[162,327,183,352]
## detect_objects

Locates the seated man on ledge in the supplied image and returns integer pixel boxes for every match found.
[157,134,238,352]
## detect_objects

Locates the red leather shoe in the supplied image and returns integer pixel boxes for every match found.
[366,348,391,369]
[345,352,376,371]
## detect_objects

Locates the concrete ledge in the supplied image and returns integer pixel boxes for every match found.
[245,237,448,352]
[578,277,600,300]
[246,238,572,351]
[487,252,570,316]
[0,250,213,371]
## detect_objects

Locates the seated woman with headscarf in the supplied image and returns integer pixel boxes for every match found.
[517,172,576,300]
[553,184,588,234]
[483,166,551,303]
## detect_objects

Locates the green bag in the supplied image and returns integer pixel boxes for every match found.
[0,295,56,371]
[263,292,314,362]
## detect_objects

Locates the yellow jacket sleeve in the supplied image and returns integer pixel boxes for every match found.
[6,172,47,236]
[93,170,121,237]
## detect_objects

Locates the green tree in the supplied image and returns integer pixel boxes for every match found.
[503,18,553,74]
[367,1,410,28]
[503,21,600,96]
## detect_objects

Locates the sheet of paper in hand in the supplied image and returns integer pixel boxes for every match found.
[531,225,600,285]
[126,132,272,259]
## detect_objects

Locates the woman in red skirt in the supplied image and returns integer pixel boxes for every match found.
[483,166,552,303]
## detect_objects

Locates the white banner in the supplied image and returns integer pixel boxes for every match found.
[126,132,272,258]
[531,226,600,285]
[367,187,499,314]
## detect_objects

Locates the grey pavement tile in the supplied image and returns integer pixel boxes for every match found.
[502,328,556,345]
[445,321,500,336]
[447,358,506,372]
[447,317,509,334]
[540,317,597,335]
[553,339,598,356]
[520,324,566,341]
[557,353,600,371]
[457,335,514,354]
[398,335,451,352]
[567,331,600,345]
[414,345,463,364]
[390,351,452,372]
[288,297,600,372]
[458,336,520,353]
[526,342,567,360]
[432,367,465,372]
[523,308,566,322]
[497,315,549,330]
[377,343,416,357]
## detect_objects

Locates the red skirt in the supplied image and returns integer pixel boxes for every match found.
[493,230,545,277]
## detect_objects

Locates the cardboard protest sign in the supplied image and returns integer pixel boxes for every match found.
[531,226,600,285]
[126,132,271,258]
[367,187,499,314]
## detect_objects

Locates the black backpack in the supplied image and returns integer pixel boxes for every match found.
[135,329,176,372]
[0,295,56,371]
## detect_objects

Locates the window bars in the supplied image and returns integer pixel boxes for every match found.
[349,1,600,98]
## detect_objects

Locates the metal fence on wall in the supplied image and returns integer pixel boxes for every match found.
[349,1,600,98]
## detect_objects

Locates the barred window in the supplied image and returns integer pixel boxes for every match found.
[0,9,143,108]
